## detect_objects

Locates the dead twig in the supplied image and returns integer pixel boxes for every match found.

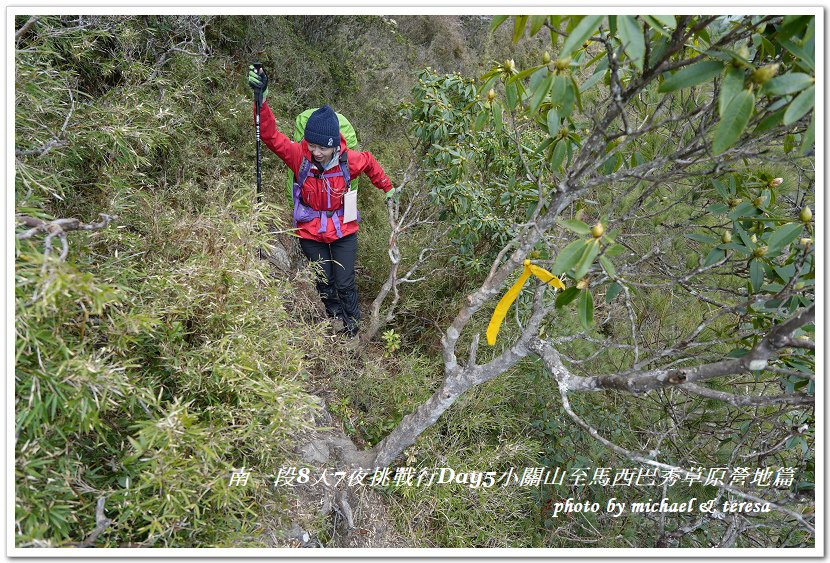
[17,213,119,274]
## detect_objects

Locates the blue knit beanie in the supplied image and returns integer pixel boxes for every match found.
[304,105,340,148]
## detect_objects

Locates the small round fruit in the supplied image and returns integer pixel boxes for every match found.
[487,88,496,101]
[721,230,732,244]
[543,51,551,64]
[753,245,768,257]
[591,222,605,238]
[800,206,812,223]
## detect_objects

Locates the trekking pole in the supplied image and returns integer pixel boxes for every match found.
[252,62,263,204]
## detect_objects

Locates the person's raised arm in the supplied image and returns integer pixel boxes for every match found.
[247,65,302,172]
[352,150,394,195]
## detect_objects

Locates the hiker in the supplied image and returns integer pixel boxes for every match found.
[247,65,397,337]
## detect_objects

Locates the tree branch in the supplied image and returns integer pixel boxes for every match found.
[15,16,39,43]
[529,305,814,395]
[557,386,814,534]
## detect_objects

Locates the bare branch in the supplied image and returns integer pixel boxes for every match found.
[680,383,813,407]
[15,16,39,42]
[529,306,814,395]
[17,213,118,275]
[77,497,112,547]
[558,386,814,534]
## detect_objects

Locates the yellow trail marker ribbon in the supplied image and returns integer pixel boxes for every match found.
[486,260,565,346]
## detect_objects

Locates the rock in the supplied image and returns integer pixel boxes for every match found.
[299,439,330,465]
[265,245,291,272]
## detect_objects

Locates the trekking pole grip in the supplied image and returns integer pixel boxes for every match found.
[252,62,264,106]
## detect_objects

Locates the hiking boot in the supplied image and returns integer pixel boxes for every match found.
[343,319,359,338]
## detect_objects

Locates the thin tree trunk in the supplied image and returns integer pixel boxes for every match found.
[369,374,474,468]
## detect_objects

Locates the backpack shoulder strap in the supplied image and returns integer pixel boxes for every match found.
[339,151,351,190]
[295,158,314,188]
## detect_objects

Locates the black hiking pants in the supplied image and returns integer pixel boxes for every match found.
[299,233,360,336]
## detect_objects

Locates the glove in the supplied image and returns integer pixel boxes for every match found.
[247,65,269,101]
[385,187,400,202]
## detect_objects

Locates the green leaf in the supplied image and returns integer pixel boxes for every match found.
[651,15,676,29]
[578,289,594,330]
[474,111,488,132]
[713,89,754,154]
[536,137,555,154]
[694,24,711,45]
[749,259,764,293]
[800,111,815,156]
[779,38,815,71]
[773,263,796,282]
[550,139,566,171]
[546,108,560,137]
[574,238,601,279]
[529,72,554,114]
[569,75,583,112]
[560,77,576,117]
[759,35,776,59]
[481,74,500,96]
[658,61,725,93]
[600,153,621,175]
[599,255,616,277]
[607,15,617,36]
[762,72,814,96]
[754,108,786,133]
[580,69,605,92]
[513,16,529,43]
[552,239,589,276]
[605,282,624,303]
[767,222,804,255]
[784,133,797,154]
[550,74,567,105]
[505,81,520,110]
[783,84,814,125]
[711,178,729,198]
[507,64,545,85]
[729,201,761,220]
[642,15,672,38]
[492,102,503,133]
[703,248,725,267]
[557,218,591,235]
[719,66,745,117]
[529,15,548,36]
[631,151,645,167]
[617,16,645,70]
[490,15,510,32]
[561,15,604,57]
[555,286,580,308]
[605,244,625,258]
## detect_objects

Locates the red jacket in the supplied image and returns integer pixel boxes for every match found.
[257,101,393,243]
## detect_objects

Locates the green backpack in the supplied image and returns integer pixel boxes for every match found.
[286,108,359,201]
